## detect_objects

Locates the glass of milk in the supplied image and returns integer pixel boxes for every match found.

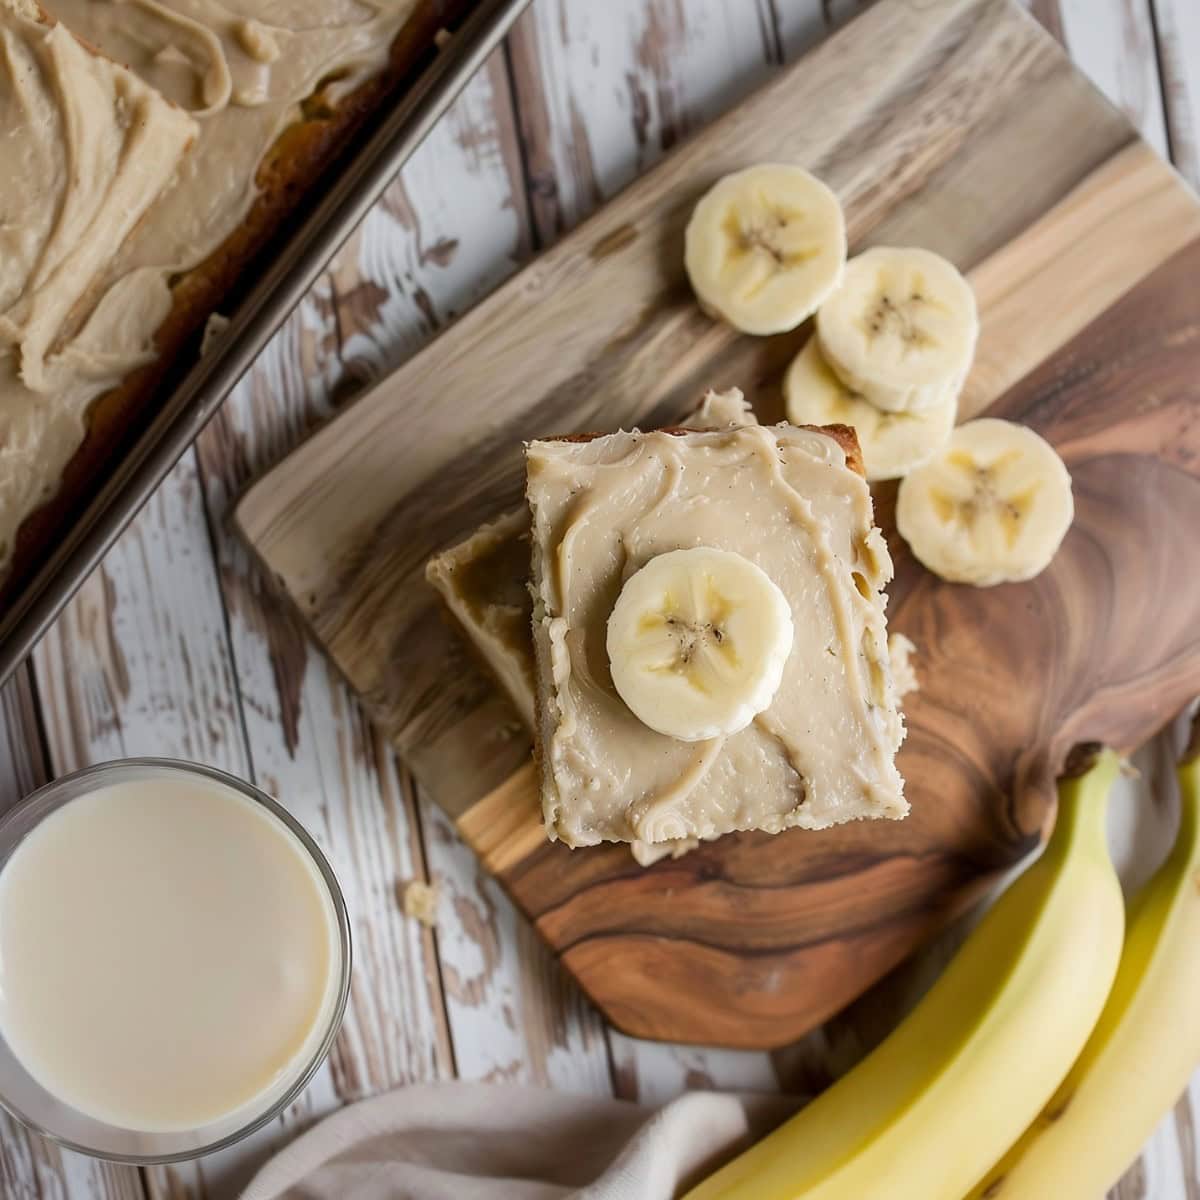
[0,759,351,1162]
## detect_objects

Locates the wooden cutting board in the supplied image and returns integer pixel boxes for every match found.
[236,0,1200,1049]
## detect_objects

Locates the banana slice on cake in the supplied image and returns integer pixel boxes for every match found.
[607,547,793,741]
[896,418,1073,586]
[684,164,846,335]
[784,337,956,481]
[817,246,978,413]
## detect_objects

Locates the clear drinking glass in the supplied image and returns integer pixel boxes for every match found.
[0,758,352,1163]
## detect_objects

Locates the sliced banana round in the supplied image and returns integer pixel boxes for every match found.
[816,246,978,413]
[684,164,846,336]
[607,547,793,742]
[783,337,957,481]
[896,418,1073,587]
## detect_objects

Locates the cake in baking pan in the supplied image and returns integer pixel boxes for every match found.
[0,0,459,590]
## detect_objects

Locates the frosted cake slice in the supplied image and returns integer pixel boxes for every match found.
[525,422,907,849]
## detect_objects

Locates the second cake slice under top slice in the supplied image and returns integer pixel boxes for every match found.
[424,388,758,732]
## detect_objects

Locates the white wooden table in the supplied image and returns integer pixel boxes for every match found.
[2,2,1198,1197]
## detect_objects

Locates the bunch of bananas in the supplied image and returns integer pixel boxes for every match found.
[684,721,1200,1200]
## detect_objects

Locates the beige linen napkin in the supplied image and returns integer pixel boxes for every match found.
[241,1083,796,1200]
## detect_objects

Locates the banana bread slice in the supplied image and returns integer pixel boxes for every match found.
[526,421,904,849]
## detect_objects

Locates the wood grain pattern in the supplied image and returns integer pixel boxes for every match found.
[0,667,47,803]
[961,139,1200,418]
[236,0,1200,1048]
[0,1129,145,1200]
[457,761,544,874]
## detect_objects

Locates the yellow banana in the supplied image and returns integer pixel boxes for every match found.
[966,723,1200,1199]
[683,750,1125,1200]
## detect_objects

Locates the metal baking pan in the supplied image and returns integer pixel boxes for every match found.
[0,0,530,686]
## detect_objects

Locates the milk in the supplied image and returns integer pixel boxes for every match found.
[0,771,341,1133]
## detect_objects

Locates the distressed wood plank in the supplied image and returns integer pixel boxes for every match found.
[0,666,146,1200]
[1154,0,1200,187]
[32,452,247,778]
[507,0,782,242]
[26,451,293,1200]
[1056,0,1169,153]
[420,791,612,1091]
[195,48,612,1115]
[608,1033,780,1105]
[772,0,857,59]
[0,666,47,801]
[0,1129,145,1200]
[1169,1079,1200,1197]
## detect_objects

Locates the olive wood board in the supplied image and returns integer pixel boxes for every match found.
[236,0,1200,1048]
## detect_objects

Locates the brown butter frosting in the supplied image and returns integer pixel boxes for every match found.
[527,423,907,848]
[0,0,418,570]
[0,3,197,562]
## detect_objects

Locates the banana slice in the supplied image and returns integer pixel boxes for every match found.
[783,337,956,481]
[684,164,846,336]
[896,418,1073,586]
[607,547,793,742]
[816,246,978,413]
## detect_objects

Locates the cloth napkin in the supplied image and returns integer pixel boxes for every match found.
[241,1082,797,1200]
